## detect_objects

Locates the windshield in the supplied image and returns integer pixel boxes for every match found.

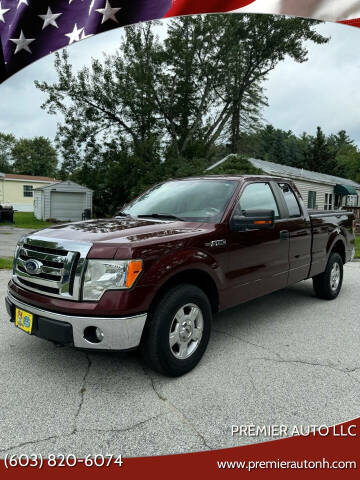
[122,179,237,223]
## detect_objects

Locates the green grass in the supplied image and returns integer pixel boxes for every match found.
[355,236,360,259]
[1,212,54,230]
[0,258,13,270]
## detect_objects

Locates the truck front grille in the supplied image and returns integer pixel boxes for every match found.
[13,236,92,300]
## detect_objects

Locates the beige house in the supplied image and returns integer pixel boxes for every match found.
[0,173,57,212]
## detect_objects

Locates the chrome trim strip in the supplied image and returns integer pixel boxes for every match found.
[7,292,147,351]
[20,248,66,263]
[14,271,62,288]
[13,278,58,297]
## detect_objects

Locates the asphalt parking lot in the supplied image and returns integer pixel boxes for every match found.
[0,263,359,458]
[0,228,35,258]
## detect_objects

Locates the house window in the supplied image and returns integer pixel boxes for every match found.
[324,193,333,210]
[307,191,317,209]
[334,194,342,209]
[23,185,33,198]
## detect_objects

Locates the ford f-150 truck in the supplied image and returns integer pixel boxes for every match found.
[5,176,355,376]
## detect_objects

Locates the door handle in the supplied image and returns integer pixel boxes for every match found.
[280,230,290,240]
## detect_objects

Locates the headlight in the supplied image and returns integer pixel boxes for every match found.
[82,260,143,301]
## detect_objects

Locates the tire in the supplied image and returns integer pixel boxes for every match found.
[140,284,212,377]
[313,252,343,300]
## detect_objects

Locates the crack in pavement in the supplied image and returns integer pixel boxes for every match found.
[1,358,187,456]
[72,353,92,435]
[245,361,296,413]
[0,435,65,454]
[249,356,360,389]
[0,414,167,455]
[213,329,282,358]
[142,367,212,451]
[212,330,360,380]
[2,353,96,455]
[252,356,360,375]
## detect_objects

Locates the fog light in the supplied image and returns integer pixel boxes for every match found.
[95,327,104,342]
[83,326,104,344]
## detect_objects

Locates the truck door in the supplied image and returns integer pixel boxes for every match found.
[275,182,312,284]
[225,182,290,307]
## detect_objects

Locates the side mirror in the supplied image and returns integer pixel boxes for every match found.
[230,209,275,232]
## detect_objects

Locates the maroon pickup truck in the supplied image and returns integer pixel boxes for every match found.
[5,176,355,376]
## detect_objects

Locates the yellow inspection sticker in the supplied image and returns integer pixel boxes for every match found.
[15,308,33,335]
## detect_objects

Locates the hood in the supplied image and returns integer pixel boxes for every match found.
[31,218,212,246]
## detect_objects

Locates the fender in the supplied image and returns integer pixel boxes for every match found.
[140,247,223,288]
[138,247,223,302]
[326,232,346,262]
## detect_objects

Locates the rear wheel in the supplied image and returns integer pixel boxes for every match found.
[313,252,343,300]
[140,284,212,377]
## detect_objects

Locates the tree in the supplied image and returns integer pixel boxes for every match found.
[12,137,58,177]
[36,15,329,163]
[0,132,15,173]
[219,15,328,153]
[159,15,328,157]
[307,126,336,173]
[335,144,360,183]
[36,23,163,180]
[34,15,329,214]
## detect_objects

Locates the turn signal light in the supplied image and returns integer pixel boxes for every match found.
[126,260,143,288]
[253,220,273,225]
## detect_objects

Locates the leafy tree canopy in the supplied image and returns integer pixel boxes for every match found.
[34,14,329,214]
[0,132,16,173]
[12,136,58,177]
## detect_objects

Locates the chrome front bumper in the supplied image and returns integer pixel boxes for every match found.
[7,292,147,351]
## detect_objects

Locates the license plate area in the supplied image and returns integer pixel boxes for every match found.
[15,308,33,335]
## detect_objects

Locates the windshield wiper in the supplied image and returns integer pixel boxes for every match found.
[138,213,184,221]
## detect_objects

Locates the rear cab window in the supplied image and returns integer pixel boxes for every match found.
[278,183,302,218]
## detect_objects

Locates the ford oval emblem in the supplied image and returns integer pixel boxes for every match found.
[24,259,43,275]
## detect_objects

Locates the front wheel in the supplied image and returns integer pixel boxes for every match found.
[140,284,212,376]
[313,252,343,300]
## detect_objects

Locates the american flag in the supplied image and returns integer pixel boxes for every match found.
[0,0,172,82]
[1,0,360,84]
[230,0,360,24]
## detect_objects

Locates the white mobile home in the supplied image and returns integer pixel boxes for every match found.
[207,157,360,210]
[34,181,93,222]
[248,158,360,210]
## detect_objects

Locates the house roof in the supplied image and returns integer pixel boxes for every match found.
[248,158,360,188]
[207,156,360,189]
[35,180,93,192]
[1,173,57,182]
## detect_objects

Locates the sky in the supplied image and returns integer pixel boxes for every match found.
[0,15,360,146]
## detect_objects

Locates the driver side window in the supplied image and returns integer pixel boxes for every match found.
[235,183,279,218]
